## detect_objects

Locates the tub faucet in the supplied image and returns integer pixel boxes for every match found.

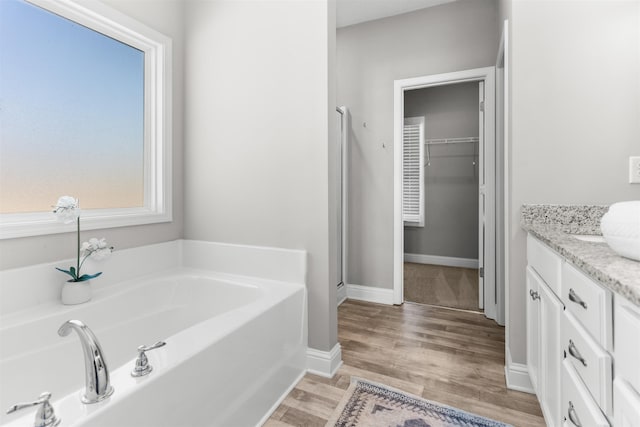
[58,320,114,404]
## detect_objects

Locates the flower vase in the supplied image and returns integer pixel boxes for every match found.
[61,280,92,305]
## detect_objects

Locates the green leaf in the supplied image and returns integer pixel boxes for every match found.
[78,272,102,281]
[56,267,76,280]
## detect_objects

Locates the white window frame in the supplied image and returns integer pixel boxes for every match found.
[402,116,425,228]
[0,0,172,239]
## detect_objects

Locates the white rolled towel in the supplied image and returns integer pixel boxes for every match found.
[600,201,640,262]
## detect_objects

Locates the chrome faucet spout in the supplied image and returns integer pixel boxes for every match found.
[58,320,114,404]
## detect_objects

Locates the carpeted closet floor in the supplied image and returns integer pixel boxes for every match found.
[404,263,480,311]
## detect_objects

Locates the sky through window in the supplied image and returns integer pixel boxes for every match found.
[0,0,144,214]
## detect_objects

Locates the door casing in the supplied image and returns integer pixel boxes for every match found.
[393,66,499,321]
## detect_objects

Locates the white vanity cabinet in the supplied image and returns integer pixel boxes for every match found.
[526,237,564,427]
[539,276,564,425]
[561,263,612,351]
[527,233,640,427]
[614,379,640,427]
[526,234,613,427]
[526,266,540,393]
[562,310,612,415]
[561,359,610,427]
[613,296,640,426]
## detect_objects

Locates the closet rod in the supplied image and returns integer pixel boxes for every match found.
[425,137,479,145]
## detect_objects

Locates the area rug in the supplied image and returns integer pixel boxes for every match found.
[325,378,512,427]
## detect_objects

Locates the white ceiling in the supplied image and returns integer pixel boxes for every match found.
[336,0,457,28]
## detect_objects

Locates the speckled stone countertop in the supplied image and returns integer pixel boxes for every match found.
[522,204,640,307]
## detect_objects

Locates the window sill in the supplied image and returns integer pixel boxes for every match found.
[0,207,172,239]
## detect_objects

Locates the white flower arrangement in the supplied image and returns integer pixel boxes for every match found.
[53,196,114,282]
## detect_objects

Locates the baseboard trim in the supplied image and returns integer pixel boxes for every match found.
[337,284,347,306]
[404,253,479,269]
[505,348,534,394]
[307,343,343,378]
[346,284,394,305]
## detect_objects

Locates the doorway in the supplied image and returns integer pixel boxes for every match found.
[393,67,504,324]
[402,82,481,311]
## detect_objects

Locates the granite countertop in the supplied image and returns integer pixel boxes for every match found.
[522,204,640,307]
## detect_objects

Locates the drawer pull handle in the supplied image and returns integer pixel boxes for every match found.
[568,288,587,309]
[568,340,587,367]
[529,289,540,301]
[567,401,582,427]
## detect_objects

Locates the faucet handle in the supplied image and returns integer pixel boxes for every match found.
[131,341,166,377]
[138,341,166,353]
[6,392,61,427]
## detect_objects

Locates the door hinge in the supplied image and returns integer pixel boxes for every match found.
[479,101,485,112]
[479,267,484,278]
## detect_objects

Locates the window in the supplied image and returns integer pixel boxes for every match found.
[0,0,172,238]
[402,117,424,227]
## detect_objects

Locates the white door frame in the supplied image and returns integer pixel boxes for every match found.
[497,19,510,341]
[393,67,496,315]
[478,80,486,312]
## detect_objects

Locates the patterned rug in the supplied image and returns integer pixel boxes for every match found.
[325,378,512,427]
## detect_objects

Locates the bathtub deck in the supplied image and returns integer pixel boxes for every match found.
[265,299,545,427]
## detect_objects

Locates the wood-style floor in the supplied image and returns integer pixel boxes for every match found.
[404,263,480,311]
[265,300,544,427]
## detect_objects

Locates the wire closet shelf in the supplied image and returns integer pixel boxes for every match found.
[424,136,479,145]
[424,137,479,166]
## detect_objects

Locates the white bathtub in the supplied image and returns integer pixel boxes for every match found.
[1,266,307,426]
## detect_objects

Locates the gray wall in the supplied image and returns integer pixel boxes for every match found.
[183,0,337,352]
[1,0,339,356]
[337,0,499,288]
[403,82,479,259]
[0,0,185,270]
[501,0,640,365]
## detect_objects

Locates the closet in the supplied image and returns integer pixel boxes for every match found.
[402,82,481,311]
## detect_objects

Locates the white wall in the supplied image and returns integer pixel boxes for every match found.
[504,0,640,365]
[0,0,185,270]
[183,0,337,352]
[337,0,499,289]
[403,83,480,259]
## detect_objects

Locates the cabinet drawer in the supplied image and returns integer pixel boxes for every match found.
[561,360,610,427]
[527,235,562,296]
[615,296,640,392]
[562,311,612,416]
[614,378,640,427]
[561,262,612,350]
